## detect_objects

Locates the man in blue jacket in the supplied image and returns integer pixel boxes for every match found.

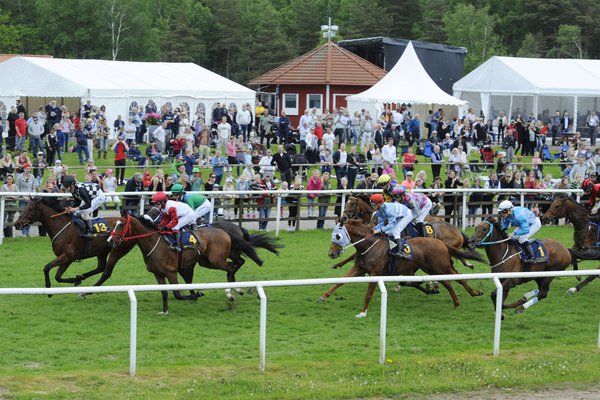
[370,194,412,258]
[498,200,544,263]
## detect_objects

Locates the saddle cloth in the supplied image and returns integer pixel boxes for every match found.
[517,240,549,264]
[387,237,413,275]
[72,216,111,236]
[163,231,199,250]
[405,222,435,238]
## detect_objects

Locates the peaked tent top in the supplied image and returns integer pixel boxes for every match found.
[0,57,255,98]
[347,41,466,106]
[453,56,600,96]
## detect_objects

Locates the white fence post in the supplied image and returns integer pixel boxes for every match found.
[520,193,525,207]
[0,196,5,245]
[275,195,281,236]
[461,192,467,231]
[257,285,267,372]
[208,196,214,224]
[493,277,503,356]
[128,289,138,377]
[139,195,145,215]
[341,193,346,216]
[378,280,388,365]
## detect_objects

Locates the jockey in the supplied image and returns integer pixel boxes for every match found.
[377,174,399,202]
[392,185,433,237]
[62,175,106,237]
[170,183,213,223]
[582,178,600,214]
[370,193,413,258]
[498,200,544,263]
[151,191,196,252]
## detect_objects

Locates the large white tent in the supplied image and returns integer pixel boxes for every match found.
[347,41,466,118]
[0,57,255,135]
[453,56,600,130]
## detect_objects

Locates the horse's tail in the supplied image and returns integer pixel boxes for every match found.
[449,246,486,263]
[247,232,283,256]
[461,231,470,249]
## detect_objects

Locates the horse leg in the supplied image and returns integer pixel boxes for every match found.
[356,282,378,318]
[331,253,356,269]
[228,256,246,295]
[568,265,600,293]
[456,279,485,297]
[490,279,517,319]
[178,266,204,299]
[74,255,109,286]
[318,264,362,302]
[42,254,70,296]
[165,271,198,302]
[514,278,554,314]
[437,280,461,307]
[399,282,439,295]
[154,274,169,314]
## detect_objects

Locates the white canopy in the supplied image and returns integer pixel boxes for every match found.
[0,57,255,130]
[453,56,600,129]
[347,41,466,118]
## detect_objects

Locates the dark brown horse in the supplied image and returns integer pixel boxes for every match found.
[542,195,600,293]
[13,197,135,292]
[109,212,236,313]
[468,217,573,318]
[319,219,485,318]
[335,195,475,269]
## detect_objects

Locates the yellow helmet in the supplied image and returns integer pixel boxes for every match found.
[377,175,391,185]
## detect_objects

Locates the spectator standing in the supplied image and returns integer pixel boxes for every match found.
[401,147,416,178]
[382,137,397,167]
[46,124,60,165]
[112,135,129,185]
[278,111,291,144]
[444,169,463,223]
[306,169,322,217]
[102,169,120,211]
[217,116,231,154]
[196,124,211,166]
[334,176,349,217]
[190,167,203,192]
[28,114,45,156]
[286,176,304,232]
[237,104,252,142]
[431,144,443,179]
[332,143,348,181]
[32,151,47,186]
[210,150,228,185]
[123,173,143,216]
[255,173,275,231]
[59,113,74,154]
[153,122,168,154]
[1,175,17,238]
[15,112,27,151]
[271,145,293,185]
[96,119,110,160]
[16,164,39,236]
[317,172,331,229]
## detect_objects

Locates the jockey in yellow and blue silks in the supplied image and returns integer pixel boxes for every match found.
[498,200,544,263]
[392,185,433,237]
[370,193,412,258]
[377,174,399,202]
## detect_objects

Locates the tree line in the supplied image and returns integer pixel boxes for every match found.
[1,0,598,85]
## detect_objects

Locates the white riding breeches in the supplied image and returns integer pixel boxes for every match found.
[172,213,197,231]
[390,214,413,239]
[515,217,542,243]
[412,198,433,223]
[194,200,213,221]
[74,192,106,220]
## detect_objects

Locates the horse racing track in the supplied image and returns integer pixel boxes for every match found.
[0,227,599,399]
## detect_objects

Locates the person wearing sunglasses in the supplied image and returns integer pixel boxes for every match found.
[498,200,544,263]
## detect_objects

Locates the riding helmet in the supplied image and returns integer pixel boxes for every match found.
[62,176,76,188]
[392,185,407,196]
[151,192,167,203]
[582,178,594,191]
[498,200,514,212]
[170,183,185,194]
[377,175,391,185]
[370,193,384,204]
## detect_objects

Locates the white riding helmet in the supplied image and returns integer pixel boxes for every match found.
[498,200,514,212]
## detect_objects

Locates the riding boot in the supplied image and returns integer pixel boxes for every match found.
[521,241,536,263]
[416,222,425,237]
[83,219,94,237]
[170,231,182,252]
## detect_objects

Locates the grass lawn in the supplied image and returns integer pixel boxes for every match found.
[0,226,599,398]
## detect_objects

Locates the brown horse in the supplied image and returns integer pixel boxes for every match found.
[109,212,235,313]
[13,197,135,292]
[541,195,600,293]
[468,217,573,318]
[335,195,474,270]
[319,219,485,318]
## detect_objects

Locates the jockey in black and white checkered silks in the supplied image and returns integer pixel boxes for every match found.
[62,175,107,236]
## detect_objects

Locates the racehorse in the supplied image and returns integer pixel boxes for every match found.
[336,194,475,270]
[13,197,135,292]
[468,217,573,318]
[108,212,235,313]
[320,218,485,318]
[541,195,600,293]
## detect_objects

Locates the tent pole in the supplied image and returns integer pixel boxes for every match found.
[508,96,513,120]
[574,96,578,133]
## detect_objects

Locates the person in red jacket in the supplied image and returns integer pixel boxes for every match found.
[15,112,28,151]
[582,178,600,214]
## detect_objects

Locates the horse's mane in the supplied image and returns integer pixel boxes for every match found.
[484,216,508,239]
[35,196,66,213]
[134,214,159,230]
[354,193,372,206]
[564,195,591,217]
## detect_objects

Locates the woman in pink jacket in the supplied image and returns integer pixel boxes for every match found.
[306,169,323,217]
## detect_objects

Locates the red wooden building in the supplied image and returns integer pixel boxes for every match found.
[249,41,386,127]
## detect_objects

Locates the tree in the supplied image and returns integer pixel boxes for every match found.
[516,32,544,58]
[443,4,505,73]
[337,0,392,39]
[413,0,449,43]
[554,24,584,59]
[106,0,130,60]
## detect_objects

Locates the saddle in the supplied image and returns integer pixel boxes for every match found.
[515,239,549,264]
[72,216,111,237]
[386,237,413,275]
[405,222,435,239]
[162,229,198,251]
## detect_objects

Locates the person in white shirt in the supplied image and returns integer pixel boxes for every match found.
[124,117,137,146]
[381,137,397,166]
[259,149,275,176]
[236,104,252,142]
[217,116,231,154]
[587,110,599,146]
[299,109,313,132]
[323,128,335,152]
[299,121,310,154]
[153,122,168,153]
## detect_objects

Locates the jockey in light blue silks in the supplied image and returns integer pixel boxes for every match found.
[370,193,412,258]
[498,200,544,263]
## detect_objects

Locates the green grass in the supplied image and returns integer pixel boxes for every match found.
[0,226,600,398]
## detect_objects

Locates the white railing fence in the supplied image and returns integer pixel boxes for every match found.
[2,270,599,377]
[0,188,583,244]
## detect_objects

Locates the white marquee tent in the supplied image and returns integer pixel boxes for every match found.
[347,41,466,118]
[453,56,600,130]
[0,57,255,135]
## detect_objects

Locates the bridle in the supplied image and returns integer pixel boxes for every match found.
[109,213,162,245]
[474,220,511,246]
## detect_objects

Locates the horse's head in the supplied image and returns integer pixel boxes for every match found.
[468,217,503,249]
[109,213,132,247]
[329,222,351,259]
[143,206,163,227]
[541,195,568,224]
[343,195,374,224]
[14,197,42,230]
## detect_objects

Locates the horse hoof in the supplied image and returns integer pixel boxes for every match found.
[466,263,475,270]
[74,280,82,287]
[317,297,326,303]
[331,264,339,270]
[515,307,524,314]
[355,312,368,318]
[47,294,53,298]
[567,287,577,294]
[234,288,244,295]
[392,285,401,293]
[157,311,169,315]
[196,291,205,298]
[501,313,505,320]
[477,290,485,296]
[226,295,235,303]
[79,293,87,299]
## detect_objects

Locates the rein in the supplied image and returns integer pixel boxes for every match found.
[50,210,71,218]
[341,231,377,251]
[477,220,511,245]
[110,214,165,242]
